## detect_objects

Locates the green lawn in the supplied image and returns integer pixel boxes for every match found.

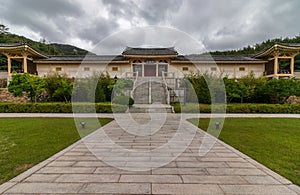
[0,117,112,184]
[189,118,300,186]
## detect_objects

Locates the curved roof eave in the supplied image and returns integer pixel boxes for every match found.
[254,43,300,58]
[0,43,48,59]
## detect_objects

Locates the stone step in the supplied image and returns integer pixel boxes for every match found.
[128,104,174,113]
[133,79,168,105]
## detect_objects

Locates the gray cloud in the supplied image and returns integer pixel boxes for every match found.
[137,0,183,24]
[0,0,84,42]
[75,18,119,45]
[102,0,137,18]
[0,0,299,53]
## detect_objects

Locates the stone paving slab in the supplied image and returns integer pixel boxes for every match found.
[79,183,151,194]
[220,184,298,195]
[0,113,299,194]
[152,183,224,194]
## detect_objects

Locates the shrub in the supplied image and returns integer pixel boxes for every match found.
[95,72,114,102]
[224,72,267,103]
[72,72,114,103]
[185,72,226,104]
[186,73,211,104]
[8,73,46,102]
[256,78,300,103]
[0,102,127,113]
[171,103,300,114]
[185,72,300,104]
[43,73,73,102]
[112,96,134,105]
[72,79,90,102]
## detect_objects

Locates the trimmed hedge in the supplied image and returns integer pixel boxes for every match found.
[112,96,134,106]
[2,102,300,114]
[172,103,300,114]
[0,102,128,113]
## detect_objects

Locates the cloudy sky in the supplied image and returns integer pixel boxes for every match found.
[0,0,299,54]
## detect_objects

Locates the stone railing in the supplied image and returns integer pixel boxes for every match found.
[130,71,139,100]
[162,71,170,105]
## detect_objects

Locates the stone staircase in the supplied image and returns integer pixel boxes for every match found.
[131,78,173,113]
[133,79,149,104]
[129,104,174,113]
[151,81,167,104]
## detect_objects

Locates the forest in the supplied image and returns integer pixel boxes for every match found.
[0,24,90,70]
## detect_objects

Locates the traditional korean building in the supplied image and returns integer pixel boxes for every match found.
[1,43,300,80]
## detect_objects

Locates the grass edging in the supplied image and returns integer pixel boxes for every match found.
[0,102,127,113]
[172,103,300,113]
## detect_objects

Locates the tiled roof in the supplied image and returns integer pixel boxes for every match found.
[122,47,178,55]
[37,54,262,62]
[175,55,262,61]
[280,43,300,47]
[0,43,26,47]
[0,43,48,58]
[254,43,300,58]
[37,55,126,61]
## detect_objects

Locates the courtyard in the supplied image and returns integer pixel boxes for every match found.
[0,113,299,194]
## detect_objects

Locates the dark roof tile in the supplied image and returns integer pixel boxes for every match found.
[175,55,262,61]
[0,43,25,47]
[37,55,126,61]
[122,47,178,55]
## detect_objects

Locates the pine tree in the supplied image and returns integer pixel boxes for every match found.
[0,24,9,34]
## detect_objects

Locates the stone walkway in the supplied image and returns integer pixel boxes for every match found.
[0,113,300,194]
[1,113,300,118]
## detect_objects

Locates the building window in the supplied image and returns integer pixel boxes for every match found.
[84,67,90,71]
[133,64,142,76]
[239,67,245,71]
[145,60,156,64]
[159,60,168,63]
[56,67,62,72]
[133,60,142,63]
[112,67,118,71]
[182,67,189,71]
[158,64,168,76]
[211,67,217,71]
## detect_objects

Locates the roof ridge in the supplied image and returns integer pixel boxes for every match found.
[125,46,175,50]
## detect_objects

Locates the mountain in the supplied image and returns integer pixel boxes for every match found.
[0,33,90,56]
[209,35,300,56]
[0,32,93,70]
[206,35,300,70]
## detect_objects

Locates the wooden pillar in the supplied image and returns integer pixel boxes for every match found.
[7,56,11,76]
[233,63,236,79]
[142,63,144,77]
[23,55,28,73]
[290,57,294,75]
[274,56,278,75]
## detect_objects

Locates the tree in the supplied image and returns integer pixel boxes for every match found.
[238,72,266,103]
[52,79,73,102]
[256,78,300,103]
[0,24,9,34]
[224,78,243,103]
[94,72,114,102]
[187,73,211,104]
[43,73,73,102]
[8,73,46,102]
[73,72,114,103]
